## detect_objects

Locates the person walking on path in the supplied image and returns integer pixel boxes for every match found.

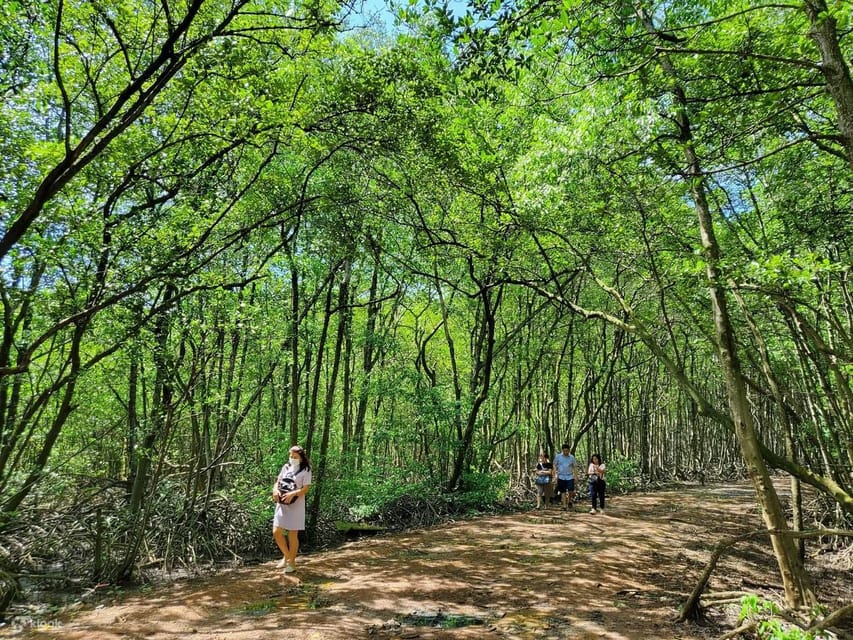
[553,444,577,511]
[534,452,554,510]
[587,453,606,513]
[272,445,312,573]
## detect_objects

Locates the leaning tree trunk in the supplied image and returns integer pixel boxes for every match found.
[805,0,853,169]
[636,5,816,609]
[677,86,816,610]
[733,289,808,560]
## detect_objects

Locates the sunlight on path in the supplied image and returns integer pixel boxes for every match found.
[13,484,787,640]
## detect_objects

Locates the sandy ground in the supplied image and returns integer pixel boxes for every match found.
[3,483,851,640]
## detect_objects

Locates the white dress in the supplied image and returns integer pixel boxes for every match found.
[273,464,312,531]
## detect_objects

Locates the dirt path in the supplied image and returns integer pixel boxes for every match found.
[5,484,851,640]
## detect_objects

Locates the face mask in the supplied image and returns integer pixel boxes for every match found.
[289,457,300,468]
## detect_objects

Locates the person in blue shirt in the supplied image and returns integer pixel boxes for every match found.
[552,443,577,511]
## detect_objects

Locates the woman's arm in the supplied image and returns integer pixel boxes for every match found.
[283,472,313,503]
[282,483,310,503]
[296,484,311,497]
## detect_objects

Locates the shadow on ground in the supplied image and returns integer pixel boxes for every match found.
[7,483,851,640]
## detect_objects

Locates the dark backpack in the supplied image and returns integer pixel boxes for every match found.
[277,473,298,503]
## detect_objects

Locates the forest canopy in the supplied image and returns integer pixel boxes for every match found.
[0,0,851,616]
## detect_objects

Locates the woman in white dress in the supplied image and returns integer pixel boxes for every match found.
[272,445,312,573]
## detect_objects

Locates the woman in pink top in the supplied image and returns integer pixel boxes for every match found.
[587,453,606,513]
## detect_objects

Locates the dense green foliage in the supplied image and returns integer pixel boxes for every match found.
[0,0,850,618]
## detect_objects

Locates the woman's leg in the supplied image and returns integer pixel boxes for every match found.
[589,482,598,511]
[599,480,606,511]
[273,526,289,566]
[286,529,300,565]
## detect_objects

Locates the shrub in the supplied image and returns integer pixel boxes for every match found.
[738,595,816,640]
[605,458,643,494]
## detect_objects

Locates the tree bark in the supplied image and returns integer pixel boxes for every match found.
[305,286,333,454]
[288,249,301,446]
[307,264,349,538]
[636,4,816,608]
[353,259,381,471]
[804,0,853,167]
[446,272,500,491]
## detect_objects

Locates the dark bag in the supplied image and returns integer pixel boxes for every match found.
[277,474,298,503]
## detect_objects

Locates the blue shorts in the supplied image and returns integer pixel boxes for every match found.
[557,478,575,493]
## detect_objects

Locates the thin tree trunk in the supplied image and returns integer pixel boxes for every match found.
[353,259,381,472]
[307,266,349,537]
[1,322,85,514]
[447,276,500,491]
[436,276,463,445]
[289,250,300,445]
[115,285,177,582]
[127,349,140,490]
[340,265,354,466]
[305,288,333,454]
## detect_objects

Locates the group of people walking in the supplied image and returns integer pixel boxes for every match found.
[534,444,606,513]
[270,441,606,575]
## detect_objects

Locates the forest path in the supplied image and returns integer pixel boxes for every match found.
[10,483,849,640]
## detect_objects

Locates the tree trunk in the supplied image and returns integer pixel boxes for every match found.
[340,265,354,466]
[804,0,853,167]
[307,265,349,538]
[288,250,300,445]
[636,4,816,608]
[305,286,333,454]
[115,285,177,582]
[446,276,500,491]
[353,259,381,471]
[689,128,815,609]
[733,289,807,559]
